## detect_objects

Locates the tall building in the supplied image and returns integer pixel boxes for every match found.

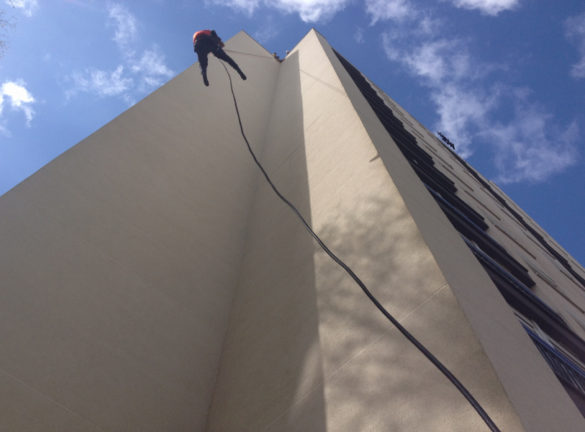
[1,29,585,432]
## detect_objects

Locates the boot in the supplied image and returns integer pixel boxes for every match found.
[202,71,209,87]
[237,69,247,80]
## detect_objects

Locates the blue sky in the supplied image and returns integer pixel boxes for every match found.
[1,0,584,265]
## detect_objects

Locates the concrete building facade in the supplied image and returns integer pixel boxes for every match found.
[1,29,585,431]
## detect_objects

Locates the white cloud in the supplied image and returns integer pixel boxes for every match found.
[208,0,412,24]
[570,57,585,79]
[409,40,469,83]
[431,84,498,157]
[108,3,138,53]
[281,0,351,22]
[6,0,38,17]
[434,85,578,184]
[254,25,279,43]
[67,4,174,103]
[447,0,520,16]
[131,48,174,89]
[382,31,485,158]
[206,0,261,15]
[253,15,281,43]
[273,0,351,22]
[487,101,579,183]
[365,0,412,24]
[0,80,36,126]
[68,66,133,98]
[418,15,443,36]
[565,12,585,79]
[380,16,578,183]
[354,27,365,44]
[206,0,349,22]
[0,124,9,137]
[382,33,473,85]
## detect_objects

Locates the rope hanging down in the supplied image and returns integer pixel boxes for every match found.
[220,63,502,432]
[224,48,274,60]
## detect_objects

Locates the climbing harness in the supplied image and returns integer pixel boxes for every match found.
[221,63,502,432]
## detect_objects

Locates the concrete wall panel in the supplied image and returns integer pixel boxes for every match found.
[207,30,526,431]
[320,30,585,431]
[0,32,279,432]
[2,27,584,432]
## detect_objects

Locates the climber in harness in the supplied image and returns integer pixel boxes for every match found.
[193,30,247,87]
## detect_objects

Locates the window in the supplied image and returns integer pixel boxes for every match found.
[523,324,585,417]
[465,236,559,324]
[426,184,487,231]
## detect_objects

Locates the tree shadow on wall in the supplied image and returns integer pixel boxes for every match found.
[311,190,484,431]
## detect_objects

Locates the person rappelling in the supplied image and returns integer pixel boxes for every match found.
[193,30,247,87]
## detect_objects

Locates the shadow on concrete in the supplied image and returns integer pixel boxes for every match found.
[311,188,485,431]
[205,52,327,432]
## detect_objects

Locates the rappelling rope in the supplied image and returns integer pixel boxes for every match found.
[224,48,274,59]
[220,63,502,432]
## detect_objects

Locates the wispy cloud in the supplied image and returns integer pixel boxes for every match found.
[253,15,280,43]
[206,0,350,22]
[383,30,490,157]
[131,48,174,88]
[0,80,36,128]
[395,38,471,84]
[565,12,585,79]
[68,66,133,99]
[430,83,499,156]
[275,0,351,22]
[446,0,520,16]
[6,0,38,17]
[487,95,579,183]
[380,13,578,183]
[67,3,173,104]
[354,27,365,44]
[108,3,138,54]
[365,0,412,24]
[205,0,260,16]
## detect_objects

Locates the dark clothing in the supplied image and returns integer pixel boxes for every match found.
[195,41,242,76]
[194,30,221,43]
[193,30,246,86]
